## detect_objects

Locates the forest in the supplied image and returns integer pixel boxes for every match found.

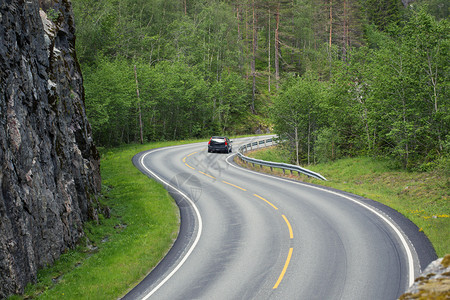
[70,0,449,170]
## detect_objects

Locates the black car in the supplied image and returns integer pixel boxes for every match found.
[208,136,232,153]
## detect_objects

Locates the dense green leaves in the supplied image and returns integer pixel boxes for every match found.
[271,8,448,169]
[73,0,252,145]
[72,0,448,169]
[272,73,327,164]
[361,10,449,168]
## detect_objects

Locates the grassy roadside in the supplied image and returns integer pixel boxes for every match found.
[13,141,200,299]
[241,147,450,257]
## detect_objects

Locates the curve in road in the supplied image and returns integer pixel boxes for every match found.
[125,137,436,300]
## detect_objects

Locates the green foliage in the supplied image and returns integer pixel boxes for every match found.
[408,0,449,20]
[270,8,448,169]
[271,72,327,164]
[314,127,340,163]
[83,56,135,146]
[72,0,448,169]
[360,9,449,168]
[46,8,60,23]
[364,0,403,30]
[73,0,253,146]
[82,55,252,145]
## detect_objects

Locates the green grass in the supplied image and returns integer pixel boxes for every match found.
[244,147,450,257]
[14,140,202,299]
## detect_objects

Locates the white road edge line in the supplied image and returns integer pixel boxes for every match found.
[226,153,416,288]
[139,147,203,299]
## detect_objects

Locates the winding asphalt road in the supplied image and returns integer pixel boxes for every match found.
[125,137,436,300]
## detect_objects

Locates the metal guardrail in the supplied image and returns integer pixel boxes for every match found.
[237,137,327,181]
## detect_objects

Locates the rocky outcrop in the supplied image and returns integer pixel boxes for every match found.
[0,0,101,297]
[400,255,450,299]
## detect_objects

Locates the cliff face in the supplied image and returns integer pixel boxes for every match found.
[0,0,101,297]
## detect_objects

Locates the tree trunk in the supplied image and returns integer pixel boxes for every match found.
[268,7,271,93]
[275,2,280,90]
[343,0,347,59]
[295,126,299,165]
[426,49,443,152]
[134,65,144,144]
[329,0,333,48]
[236,4,244,71]
[251,0,257,114]
[307,117,311,165]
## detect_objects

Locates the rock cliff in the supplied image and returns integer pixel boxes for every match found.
[400,255,450,299]
[0,0,101,297]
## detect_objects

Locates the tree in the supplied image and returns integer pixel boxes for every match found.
[364,0,402,30]
[272,73,325,165]
[83,56,135,145]
[351,9,449,168]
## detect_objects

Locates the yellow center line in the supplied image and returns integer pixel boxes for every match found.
[198,171,216,179]
[222,180,247,191]
[185,163,195,170]
[183,152,197,164]
[253,194,278,210]
[273,247,293,289]
[282,215,294,239]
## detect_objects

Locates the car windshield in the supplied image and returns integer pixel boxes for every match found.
[210,137,226,145]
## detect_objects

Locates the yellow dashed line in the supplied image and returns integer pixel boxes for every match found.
[185,163,195,170]
[253,194,278,210]
[182,155,294,291]
[183,152,197,164]
[222,180,247,191]
[199,171,216,179]
[282,215,294,239]
[273,247,293,289]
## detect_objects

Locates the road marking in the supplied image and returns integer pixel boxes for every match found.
[139,147,203,299]
[222,180,247,191]
[185,163,195,170]
[253,194,278,210]
[273,247,293,289]
[199,171,216,179]
[282,215,293,239]
[183,152,197,164]
[226,153,416,287]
